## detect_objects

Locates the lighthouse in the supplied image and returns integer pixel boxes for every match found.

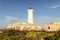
[28,6,34,24]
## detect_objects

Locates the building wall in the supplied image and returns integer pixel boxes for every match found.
[28,9,34,24]
[44,22,60,31]
[7,22,41,31]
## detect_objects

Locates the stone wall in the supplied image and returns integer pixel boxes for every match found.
[44,22,60,31]
[7,22,41,31]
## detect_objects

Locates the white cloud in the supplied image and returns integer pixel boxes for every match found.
[46,1,60,8]
[5,16,18,22]
[34,16,60,27]
[0,16,27,28]
[4,16,20,24]
[0,16,20,28]
[34,16,60,25]
[50,5,60,8]
[0,16,60,28]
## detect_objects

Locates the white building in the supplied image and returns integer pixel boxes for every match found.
[7,7,41,31]
[7,22,41,31]
[28,6,34,24]
[44,22,60,31]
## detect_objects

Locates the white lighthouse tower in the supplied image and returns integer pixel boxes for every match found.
[28,6,34,24]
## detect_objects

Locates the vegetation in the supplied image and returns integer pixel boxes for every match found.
[0,29,60,40]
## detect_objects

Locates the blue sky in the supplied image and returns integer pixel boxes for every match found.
[0,0,60,28]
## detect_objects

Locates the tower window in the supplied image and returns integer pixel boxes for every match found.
[48,26,50,29]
